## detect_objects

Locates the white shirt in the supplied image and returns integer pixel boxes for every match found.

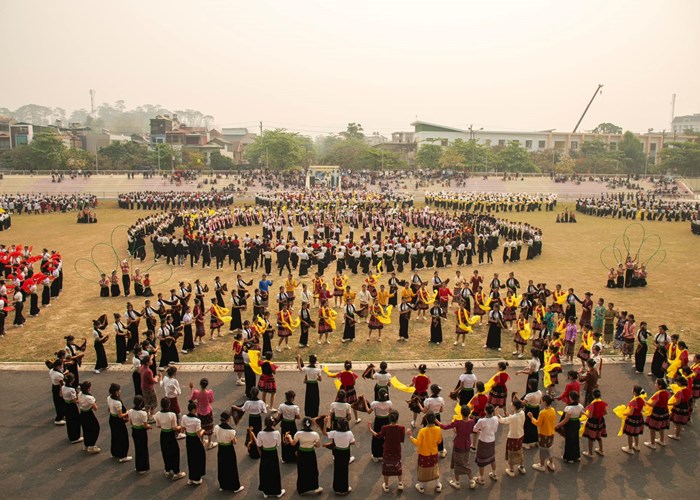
[49,369,64,386]
[373,372,391,387]
[128,408,148,426]
[77,393,96,412]
[330,401,352,419]
[474,415,499,443]
[107,396,123,416]
[303,366,321,382]
[155,411,178,430]
[370,400,393,417]
[327,430,355,448]
[242,399,267,415]
[61,386,77,401]
[564,404,585,419]
[181,414,202,433]
[523,390,543,407]
[459,373,477,390]
[214,425,237,444]
[423,396,444,414]
[163,376,181,399]
[256,429,281,448]
[278,403,300,421]
[498,411,525,439]
[293,430,320,449]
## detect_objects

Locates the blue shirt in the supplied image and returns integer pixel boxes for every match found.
[259,280,272,293]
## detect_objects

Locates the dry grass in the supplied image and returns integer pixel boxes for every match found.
[2,200,698,364]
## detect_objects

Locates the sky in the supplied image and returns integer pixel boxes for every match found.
[1,0,699,136]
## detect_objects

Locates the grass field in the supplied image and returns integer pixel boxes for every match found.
[2,200,698,364]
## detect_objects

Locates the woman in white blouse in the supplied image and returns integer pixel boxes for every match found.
[107,383,131,463]
[473,403,499,484]
[555,390,584,463]
[154,398,186,480]
[367,389,393,462]
[277,390,301,464]
[127,395,152,473]
[256,416,285,498]
[77,381,101,453]
[181,401,206,485]
[287,417,322,495]
[232,387,267,459]
[372,361,392,401]
[214,412,243,493]
[325,417,356,495]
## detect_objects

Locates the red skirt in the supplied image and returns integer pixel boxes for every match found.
[258,374,277,394]
[514,332,527,345]
[645,406,670,430]
[503,307,516,321]
[577,346,590,361]
[623,414,644,436]
[671,402,689,425]
[368,315,383,330]
[318,318,332,334]
[583,416,607,439]
[488,385,507,408]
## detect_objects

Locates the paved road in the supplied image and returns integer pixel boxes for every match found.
[0,364,696,499]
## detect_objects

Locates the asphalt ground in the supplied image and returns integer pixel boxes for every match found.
[0,363,696,500]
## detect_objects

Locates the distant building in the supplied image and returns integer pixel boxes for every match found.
[375,131,417,167]
[86,129,132,152]
[366,132,388,146]
[672,114,700,135]
[412,121,697,156]
[150,114,178,144]
[0,116,35,151]
[220,127,257,163]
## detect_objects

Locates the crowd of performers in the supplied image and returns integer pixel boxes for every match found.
[0,244,63,336]
[576,193,699,222]
[117,191,235,210]
[0,193,97,214]
[46,300,699,495]
[605,253,649,289]
[255,190,414,209]
[0,210,11,231]
[425,192,558,213]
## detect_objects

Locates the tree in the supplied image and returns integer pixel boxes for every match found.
[554,156,576,174]
[13,104,54,125]
[63,148,94,170]
[320,137,370,170]
[439,145,466,169]
[148,143,177,170]
[416,144,442,169]
[365,147,406,170]
[593,122,623,134]
[530,149,562,173]
[340,123,365,140]
[496,141,538,172]
[98,141,150,170]
[210,150,235,170]
[618,131,646,173]
[0,144,33,170]
[245,129,312,169]
[182,149,206,168]
[659,142,700,176]
[29,130,66,170]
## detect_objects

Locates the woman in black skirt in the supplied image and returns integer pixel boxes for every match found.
[621,385,645,454]
[232,387,267,459]
[230,292,244,331]
[181,305,195,353]
[277,390,300,464]
[300,354,322,418]
[326,417,356,495]
[29,283,40,316]
[92,316,109,374]
[42,276,52,306]
[214,411,244,493]
[520,379,542,449]
[368,389,393,461]
[429,304,443,344]
[107,383,132,463]
[113,313,128,364]
[110,270,121,297]
[127,395,151,473]
[287,417,323,495]
[99,274,109,298]
[154,398,186,480]
[255,416,285,497]
[555,390,584,463]
[181,401,206,485]
[77,381,101,453]
[61,373,82,444]
[485,304,505,351]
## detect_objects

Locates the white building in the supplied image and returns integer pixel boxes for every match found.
[412,121,696,156]
[672,114,700,135]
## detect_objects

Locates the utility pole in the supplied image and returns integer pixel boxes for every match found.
[573,84,604,133]
[259,121,269,169]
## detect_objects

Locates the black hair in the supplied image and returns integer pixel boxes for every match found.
[498,361,508,371]
[379,361,388,372]
[133,395,145,411]
[344,360,352,370]
[301,417,313,431]
[160,397,171,411]
[485,403,495,416]
[464,361,473,374]
[569,391,580,404]
[199,378,209,389]
[187,401,198,414]
[592,388,602,399]
[424,411,436,425]
[336,417,349,432]
[336,390,347,403]
[79,381,91,394]
[220,411,231,422]
[476,381,485,393]
[430,384,441,396]
[308,354,317,366]
[108,383,120,397]
[512,399,523,410]
[388,410,399,423]
[249,387,259,400]
[418,364,427,374]
[542,394,553,406]
[378,389,389,402]
[285,390,296,404]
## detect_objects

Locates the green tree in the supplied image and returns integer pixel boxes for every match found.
[29,130,66,170]
[593,122,623,134]
[618,131,646,173]
[496,141,538,172]
[365,147,406,170]
[0,144,33,170]
[245,129,312,169]
[439,145,466,169]
[148,143,176,170]
[321,137,370,170]
[98,141,150,170]
[340,123,365,140]
[416,144,443,169]
[659,142,700,176]
[63,148,95,170]
[530,149,562,172]
[554,156,576,174]
[210,150,235,170]
[182,149,206,168]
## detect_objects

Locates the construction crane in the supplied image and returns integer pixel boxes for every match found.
[573,84,603,133]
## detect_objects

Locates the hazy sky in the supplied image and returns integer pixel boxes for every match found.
[2,0,699,136]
